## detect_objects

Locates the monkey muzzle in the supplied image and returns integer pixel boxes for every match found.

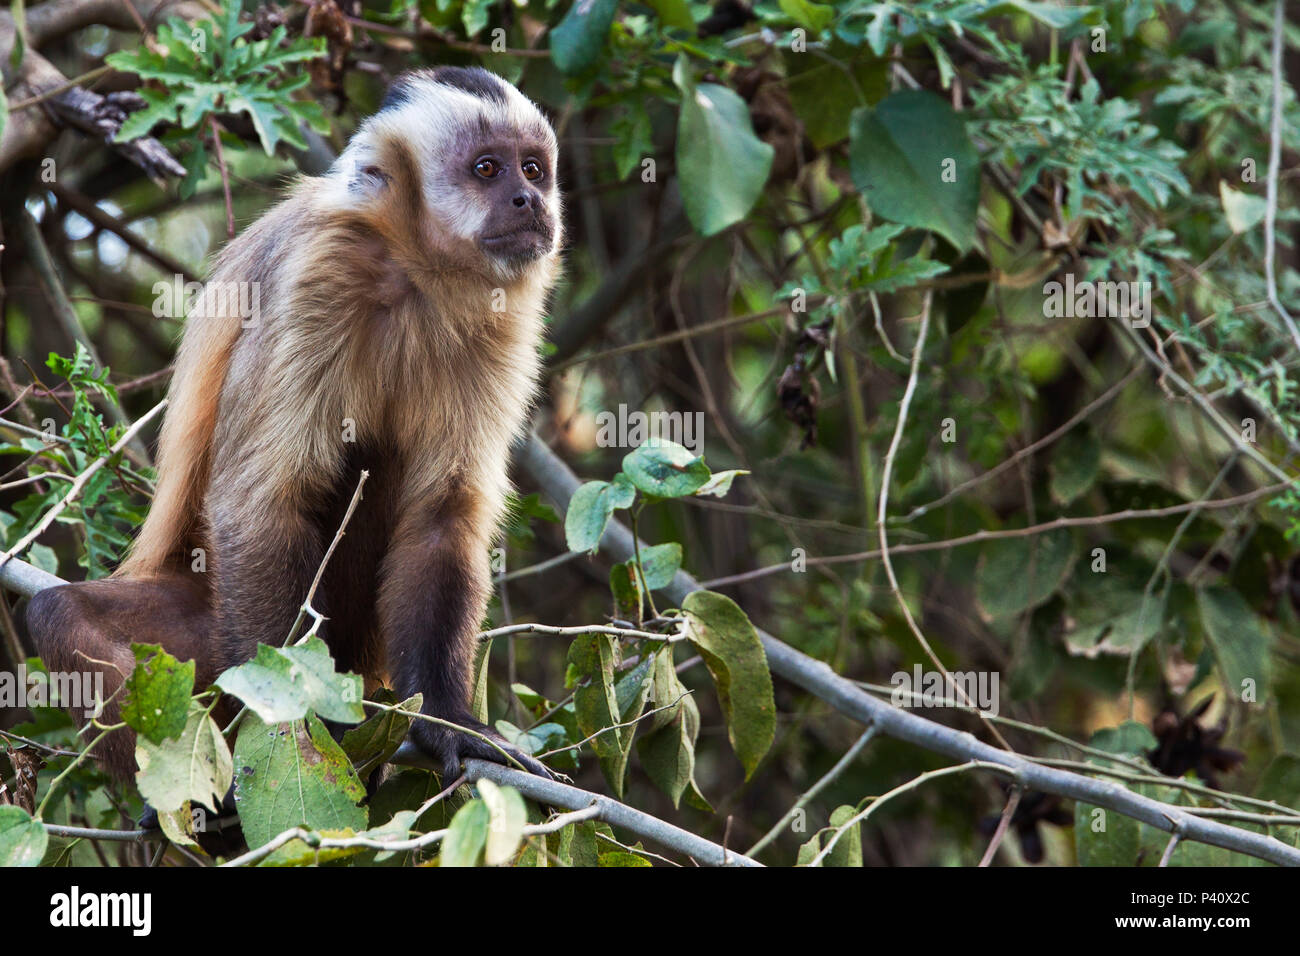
[480,219,553,264]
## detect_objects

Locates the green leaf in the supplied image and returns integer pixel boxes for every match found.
[156,805,198,847]
[1197,587,1273,698]
[610,561,643,621]
[564,474,637,554]
[694,469,747,499]
[599,849,653,866]
[975,529,1076,619]
[550,0,619,75]
[682,590,775,779]
[644,0,693,30]
[1090,721,1158,756]
[121,644,195,745]
[462,0,494,36]
[215,638,365,725]
[135,702,233,814]
[9,0,26,71]
[778,0,834,33]
[1065,558,1165,652]
[849,90,980,251]
[112,88,181,142]
[825,805,863,866]
[673,57,774,236]
[622,440,710,498]
[988,0,1088,29]
[471,639,491,724]
[441,798,489,866]
[25,542,57,574]
[478,779,527,865]
[0,806,46,867]
[1074,792,1142,866]
[233,713,368,851]
[340,692,422,778]
[636,651,705,808]
[1073,722,1160,866]
[1219,181,1267,234]
[1049,427,1101,505]
[784,51,889,148]
[568,634,631,796]
[637,542,682,590]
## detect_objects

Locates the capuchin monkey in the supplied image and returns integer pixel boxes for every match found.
[26,67,561,784]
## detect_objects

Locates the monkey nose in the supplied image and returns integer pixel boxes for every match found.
[511,191,533,209]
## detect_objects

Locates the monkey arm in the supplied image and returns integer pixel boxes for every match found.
[378,497,552,781]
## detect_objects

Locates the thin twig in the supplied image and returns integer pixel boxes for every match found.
[978,786,1022,867]
[876,292,1010,748]
[747,724,879,857]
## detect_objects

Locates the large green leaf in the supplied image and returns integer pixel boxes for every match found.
[1049,427,1101,505]
[849,90,980,251]
[674,57,774,237]
[550,0,619,75]
[682,590,775,779]
[215,638,365,725]
[976,529,1076,619]
[622,440,710,499]
[1073,722,1161,866]
[233,713,367,851]
[121,644,195,745]
[0,806,46,867]
[1197,587,1273,698]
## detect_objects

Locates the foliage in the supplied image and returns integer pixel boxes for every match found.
[4,0,1300,869]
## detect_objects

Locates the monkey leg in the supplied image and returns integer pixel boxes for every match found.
[205,492,326,675]
[23,573,218,779]
[379,503,555,783]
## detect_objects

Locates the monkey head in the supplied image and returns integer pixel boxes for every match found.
[328,66,562,284]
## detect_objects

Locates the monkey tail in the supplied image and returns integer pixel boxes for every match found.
[116,294,244,578]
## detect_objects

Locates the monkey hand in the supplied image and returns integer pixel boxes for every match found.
[413,713,558,783]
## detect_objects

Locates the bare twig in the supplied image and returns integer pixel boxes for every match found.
[978,786,1022,867]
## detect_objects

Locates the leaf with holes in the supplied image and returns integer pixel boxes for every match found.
[233,713,367,851]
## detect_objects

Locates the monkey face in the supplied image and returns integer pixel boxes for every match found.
[333,67,561,284]
[463,139,557,269]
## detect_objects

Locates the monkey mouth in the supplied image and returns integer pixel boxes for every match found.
[480,224,551,261]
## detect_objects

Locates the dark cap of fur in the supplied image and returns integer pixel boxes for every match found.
[380,67,510,113]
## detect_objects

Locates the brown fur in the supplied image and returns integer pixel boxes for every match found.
[26,69,561,784]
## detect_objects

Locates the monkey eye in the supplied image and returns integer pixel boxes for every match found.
[521,159,544,182]
[473,156,500,179]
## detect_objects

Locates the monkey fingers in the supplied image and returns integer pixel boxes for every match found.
[412,715,557,783]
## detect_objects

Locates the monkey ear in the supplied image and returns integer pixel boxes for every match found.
[348,161,390,197]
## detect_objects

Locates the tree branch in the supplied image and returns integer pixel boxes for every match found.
[515,431,1300,866]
